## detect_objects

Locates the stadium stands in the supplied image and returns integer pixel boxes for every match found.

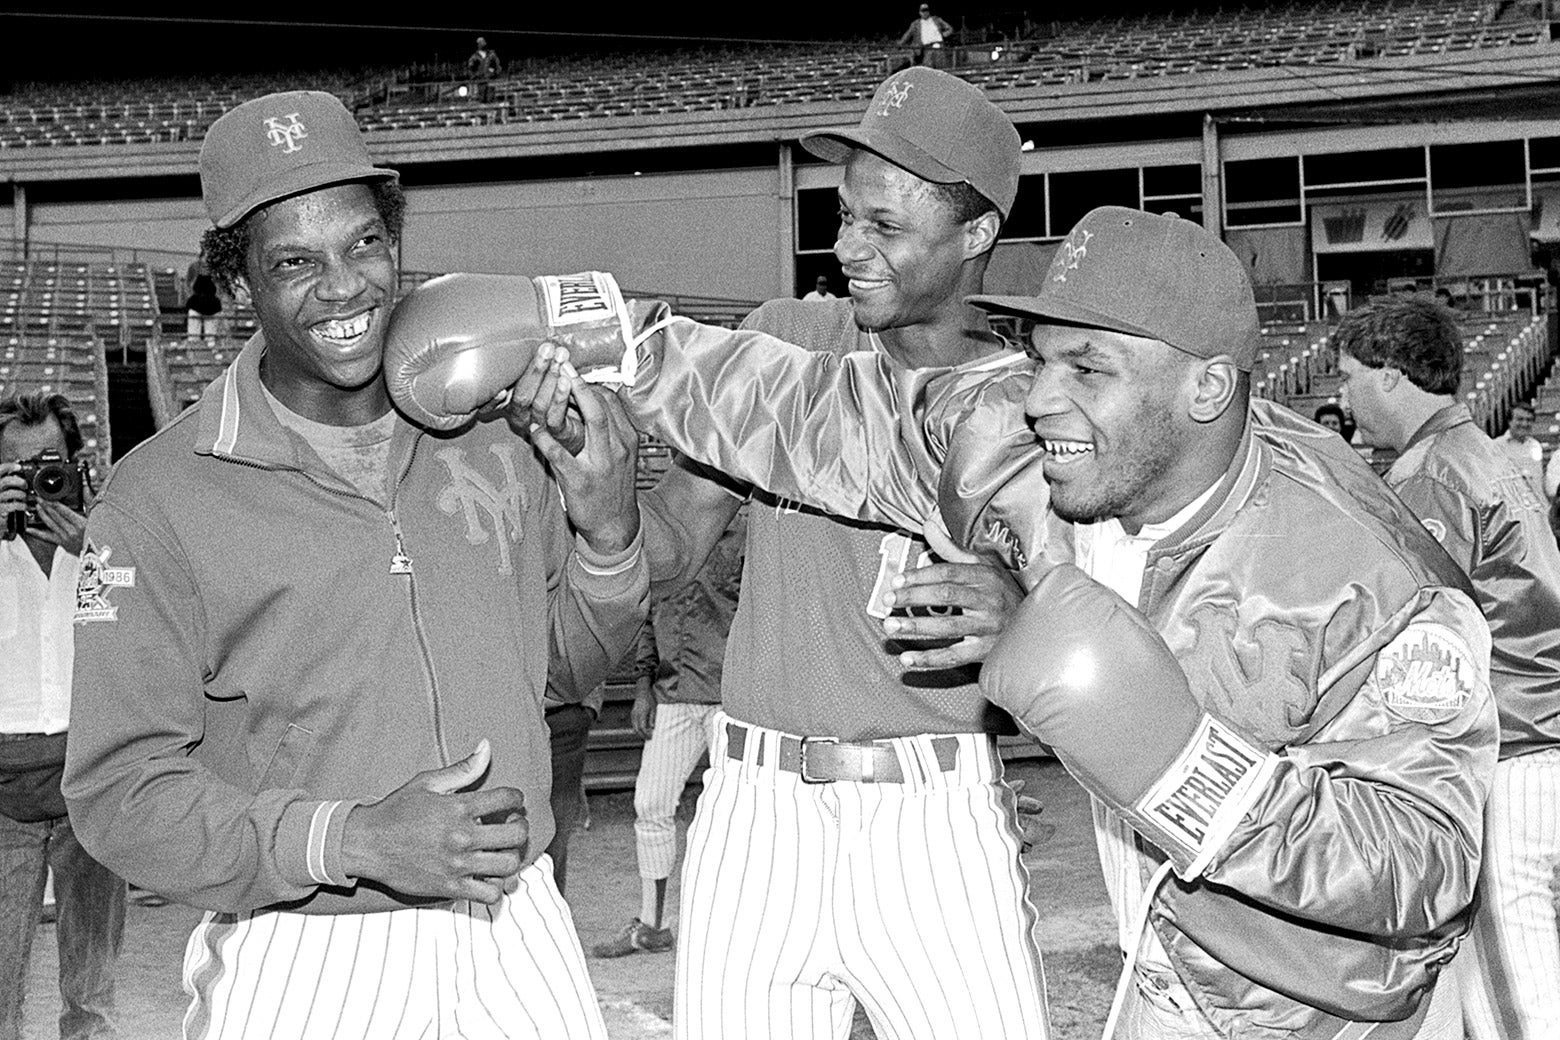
[0,0,1545,145]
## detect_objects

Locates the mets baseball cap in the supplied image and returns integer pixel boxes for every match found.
[801,67,1021,220]
[968,207,1259,370]
[199,90,398,229]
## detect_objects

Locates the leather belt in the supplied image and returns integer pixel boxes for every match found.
[724,721,960,784]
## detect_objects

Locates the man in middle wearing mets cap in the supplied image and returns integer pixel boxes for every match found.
[641,65,1051,1040]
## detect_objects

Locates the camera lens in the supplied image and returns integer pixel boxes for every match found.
[34,465,68,499]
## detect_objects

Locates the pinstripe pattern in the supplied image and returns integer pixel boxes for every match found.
[635,702,719,880]
[178,856,607,1039]
[1459,748,1560,1040]
[674,712,1050,1040]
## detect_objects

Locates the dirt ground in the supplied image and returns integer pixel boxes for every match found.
[21,758,1118,1039]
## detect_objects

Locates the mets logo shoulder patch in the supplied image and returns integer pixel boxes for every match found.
[74,541,136,624]
[1373,621,1476,724]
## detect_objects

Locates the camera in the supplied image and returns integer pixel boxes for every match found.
[4,450,90,540]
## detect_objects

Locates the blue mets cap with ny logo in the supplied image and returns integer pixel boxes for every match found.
[968,207,1259,370]
[199,90,398,229]
[801,67,1021,220]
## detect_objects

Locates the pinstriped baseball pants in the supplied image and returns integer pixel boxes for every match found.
[674,712,1051,1040]
[634,702,718,881]
[178,855,607,1040]
[1459,748,1560,1040]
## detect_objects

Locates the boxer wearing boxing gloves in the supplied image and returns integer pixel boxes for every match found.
[388,209,1498,1039]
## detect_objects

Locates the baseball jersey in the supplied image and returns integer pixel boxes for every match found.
[718,298,1016,740]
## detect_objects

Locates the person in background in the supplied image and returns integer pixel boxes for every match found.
[593,509,746,959]
[898,4,955,68]
[1312,401,1356,443]
[1334,294,1560,1040]
[1494,403,1546,499]
[0,390,124,1040]
[801,275,835,302]
[466,36,501,78]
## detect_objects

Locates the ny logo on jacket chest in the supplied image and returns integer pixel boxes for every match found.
[435,445,528,574]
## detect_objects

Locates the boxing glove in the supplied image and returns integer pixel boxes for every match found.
[981,564,1280,879]
[384,272,672,430]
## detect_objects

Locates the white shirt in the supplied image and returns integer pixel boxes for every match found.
[1494,432,1545,500]
[1072,480,1221,979]
[918,16,945,45]
[0,537,77,734]
[801,290,834,302]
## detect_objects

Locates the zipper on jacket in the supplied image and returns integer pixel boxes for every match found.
[219,441,452,768]
[386,437,453,767]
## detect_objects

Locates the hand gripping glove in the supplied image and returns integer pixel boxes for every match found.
[981,564,1281,880]
[384,272,672,431]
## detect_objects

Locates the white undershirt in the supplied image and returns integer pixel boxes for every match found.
[0,537,77,734]
[1072,480,1221,978]
[919,16,944,44]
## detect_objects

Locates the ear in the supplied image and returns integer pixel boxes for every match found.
[962,210,1001,260]
[1380,367,1403,392]
[1187,358,1241,424]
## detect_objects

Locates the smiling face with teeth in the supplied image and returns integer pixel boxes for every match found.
[833,151,998,353]
[1025,324,1243,534]
[241,182,398,425]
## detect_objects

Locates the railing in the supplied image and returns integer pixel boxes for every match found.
[0,237,192,271]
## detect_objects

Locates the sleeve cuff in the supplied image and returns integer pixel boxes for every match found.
[278,798,362,890]
[572,526,645,578]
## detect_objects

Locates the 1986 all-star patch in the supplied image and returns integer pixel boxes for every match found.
[74,541,136,624]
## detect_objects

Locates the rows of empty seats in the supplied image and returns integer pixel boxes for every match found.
[1,259,159,350]
[0,1,1543,145]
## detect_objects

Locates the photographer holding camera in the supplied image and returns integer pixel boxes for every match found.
[0,390,123,1040]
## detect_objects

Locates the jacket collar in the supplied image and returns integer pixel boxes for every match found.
[191,331,419,485]
[1403,401,1473,453]
[1140,405,1266,561]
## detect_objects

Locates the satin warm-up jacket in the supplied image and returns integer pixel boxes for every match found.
[618,301,1498,1039]
[1386,403,1560,760]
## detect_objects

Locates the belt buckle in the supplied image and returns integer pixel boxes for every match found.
[798,736,839,783]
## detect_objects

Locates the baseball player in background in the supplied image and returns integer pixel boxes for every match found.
[1334,295,1560,1040]
[592,508,746,959]
[389,66,1052,1040]
[62,92,648,1040]
[499,208,1501,1038]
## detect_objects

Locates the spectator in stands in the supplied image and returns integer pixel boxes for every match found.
[1334,294,1560,1040]
[62,90,646,1038]
[0,390,125,1040]
[801,274,835,301]
[466,36,501,79]
[1495,403,1546,499]
[1312,401,1356,443]
[898,4,955,69]
[592,510,745,959]
[184,257,223,342]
